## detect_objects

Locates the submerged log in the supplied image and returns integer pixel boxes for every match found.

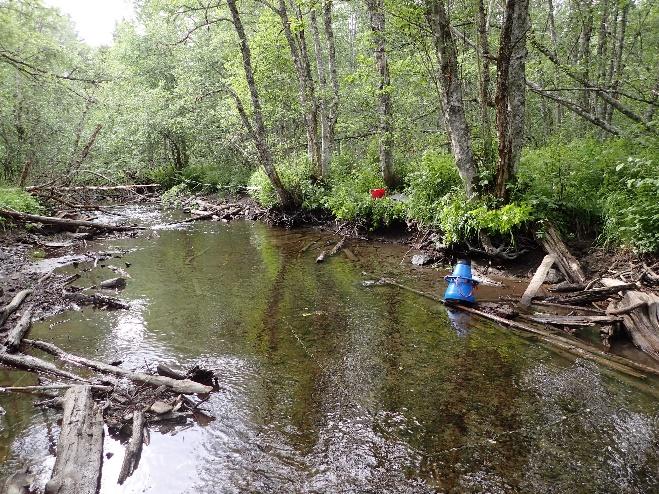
[378,278,659,378]
[118,410,146,485]
[329,238,346,256]
[64,291,129,310]
[3,306,33,352]
[26,339,212,394]
[519,255,554,308]
[99,277,126,290]
[609,291,659,362]
[0,289,32,326]
[537,223,587,284]
[0,209,143,232]
[45,386,104,494]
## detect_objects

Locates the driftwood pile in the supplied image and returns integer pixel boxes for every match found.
[168,197,263,226]
[515,223,659,360]
[0,276,215,493]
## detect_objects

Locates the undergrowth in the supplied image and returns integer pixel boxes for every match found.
[0,188,42,225]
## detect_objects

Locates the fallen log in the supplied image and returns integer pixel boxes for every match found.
[545,283,637,304]
[0,384,112,394]
[548,282,587,292]
[28,184,159,192]
[118,410,146,485]
[3,306,33,353]
[45,386,104,494]
[521,314,622,327]
[0,289,32,326]
[156,363,187,380]
[529,299,605,314]
[329,238,346,256]
[0,351,88,382]
[64,291,129,310]
[519,255,554,308]
[378,279,659,378]
[26,339,213,394]
[537,222,587,284]
[609,291,659,362]
[0,209,143,232]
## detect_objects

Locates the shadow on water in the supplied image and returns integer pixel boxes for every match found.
[0,212,657,493]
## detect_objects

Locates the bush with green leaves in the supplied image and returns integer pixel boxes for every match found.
[0,188,43,224]
[248,154,324,209]
[432,190,534,245]
[601,157,659,253]
[405,150,461,225]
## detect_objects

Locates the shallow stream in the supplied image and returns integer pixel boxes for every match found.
[1,208,657,493]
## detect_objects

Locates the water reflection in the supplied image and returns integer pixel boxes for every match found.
[0,218,657,493]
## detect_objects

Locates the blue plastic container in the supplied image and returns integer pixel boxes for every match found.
[444,259,478,304]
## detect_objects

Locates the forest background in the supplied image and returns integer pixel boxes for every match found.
[0,0,657,253]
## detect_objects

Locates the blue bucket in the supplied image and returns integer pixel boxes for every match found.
[444,259,478,304]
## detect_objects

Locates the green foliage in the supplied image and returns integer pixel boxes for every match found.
[518,138,659,252]
[161,183,190,208]
[432,191,534,246]
[249,154,320,209]
[405,150,461,225]
[601,157,659,253]
[0,188,42,223]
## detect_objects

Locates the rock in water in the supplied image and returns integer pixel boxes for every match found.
[411,254,434,266]
[99,277,126,290]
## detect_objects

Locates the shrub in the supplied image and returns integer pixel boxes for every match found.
[149,163,253,194]
[601,157,659,253]
[248,154,323,209]
[0,188,43,225]
[406,150,461,225]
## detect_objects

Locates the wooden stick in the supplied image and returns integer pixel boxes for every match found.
[545,283,637,304]
[520,255,554,308]
[0,209,143,232]
[26,339,212,394]
[3,306,33,353]
[0,289,32,326]
[380,279,659,378]
[118,410,146,484]
[529,299,605,314]
[45,386,104,494]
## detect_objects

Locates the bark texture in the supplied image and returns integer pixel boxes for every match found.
[426,0,478,197]
[45,386,104,494]
[227,0,294,208]
[494,0,530,202]
[366,0,396,188]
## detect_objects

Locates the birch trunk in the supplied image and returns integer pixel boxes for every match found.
[606,2,629,125]
[366,0,395,188]
[476,0,494,165]
[310,8,331,177]
[494,0,530,202]
[426,0,478,197]
[277,0,321,176]
[226,0,294,208]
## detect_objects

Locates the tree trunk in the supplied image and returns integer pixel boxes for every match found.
[595,0,611,121]
[476,0,494,165]
[310,8,331,177]
[277,0,321,176]
[45,386,104,494]
[605,1,629,125]
[426,0,478,197]
[226,0,295,208]
[366,0,396,189]
[546,0,562,129]
[323,1,339,168]
[494,0,529,203]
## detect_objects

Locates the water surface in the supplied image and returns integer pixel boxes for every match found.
[1,212,657,493]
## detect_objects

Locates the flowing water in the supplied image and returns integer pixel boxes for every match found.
[0,208,657,493]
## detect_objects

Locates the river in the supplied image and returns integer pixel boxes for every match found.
[0,207,657,493]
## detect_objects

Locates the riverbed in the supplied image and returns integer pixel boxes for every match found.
[1,208,657,493]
